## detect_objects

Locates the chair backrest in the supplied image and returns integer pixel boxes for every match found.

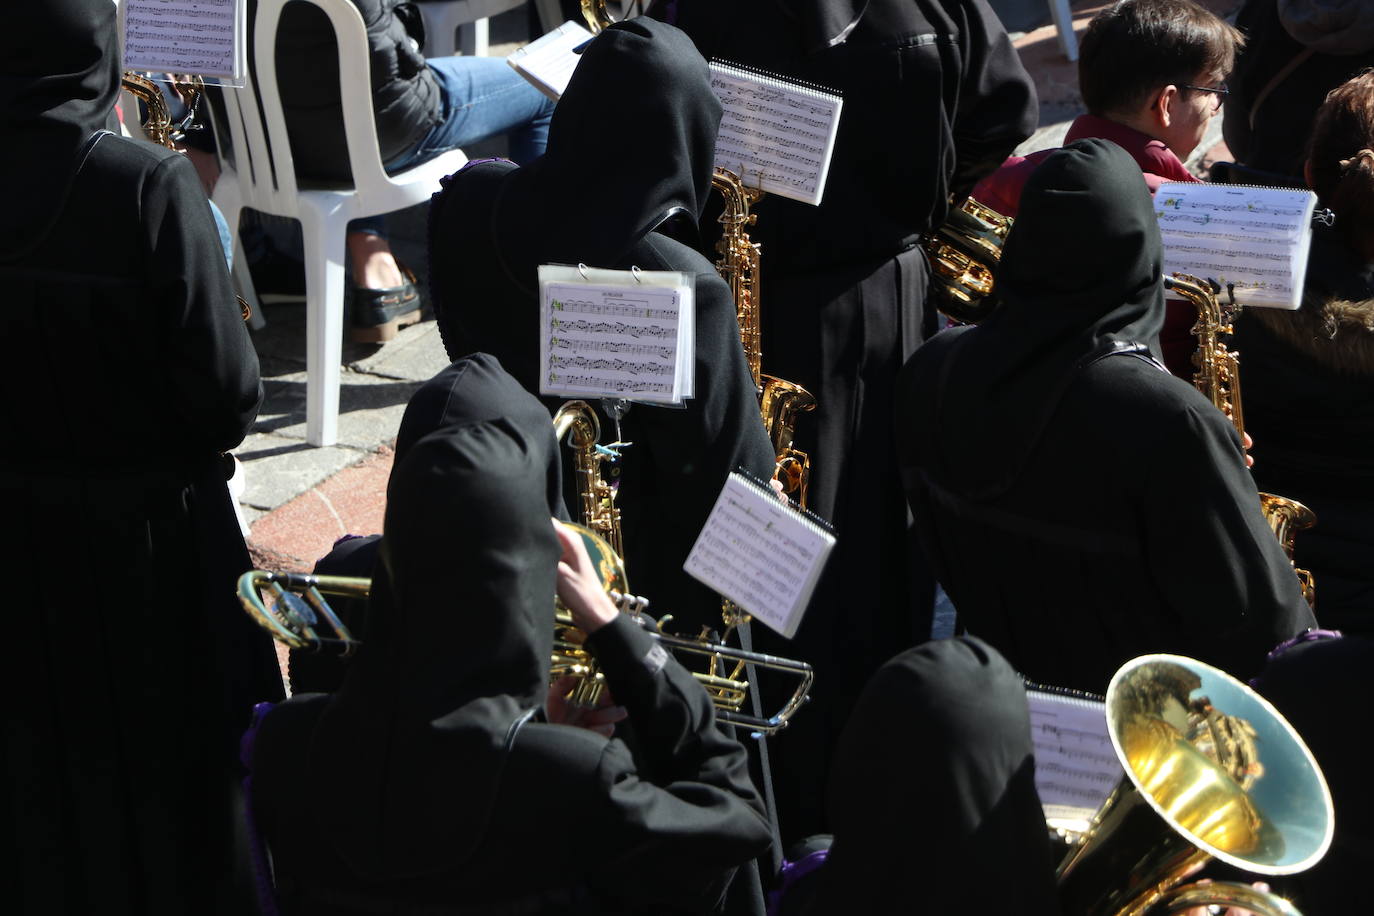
[215,0,404,215]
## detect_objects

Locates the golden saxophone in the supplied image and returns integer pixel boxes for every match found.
[712,167,818,506]
[1164,274,1316,607]
[549,400,814,733]
[923,196,1013,324]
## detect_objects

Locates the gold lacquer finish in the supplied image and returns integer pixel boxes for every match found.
[712,167,818,507]
[580,0,613,31]
[1165,274,1317,606]
[237,570,366,655]
[551,402,813,733]
[924,196,1013,324]
[1056,655,1333,916]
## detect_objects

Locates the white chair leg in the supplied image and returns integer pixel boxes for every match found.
[458,17,489,57]
[300,210,348,447]
[1048,0,1079,62]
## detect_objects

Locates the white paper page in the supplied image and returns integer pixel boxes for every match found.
[684,473,835,639]
[708,63,842,206]
[539,265,694,404]
[1026,690,1121,834]
[1156,182,1318,309]
[506,20,594,102]
[122,0,243,79]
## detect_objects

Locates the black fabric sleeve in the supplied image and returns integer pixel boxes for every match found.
[582,614,773,911]
[1141,403,1317,679]
[141,153,262,454]
[950,0,1039,201]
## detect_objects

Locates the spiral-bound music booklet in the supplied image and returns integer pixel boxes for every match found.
[538,264,695,404]
[1024,685,1120,837]
[708,62,843,206]
[1155,182,1319,309]
[684,472,836,638]
[121,0,246,80]
[506,20,594,102]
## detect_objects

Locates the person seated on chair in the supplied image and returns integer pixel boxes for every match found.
[971,0,1243,377]
[261,0,556,341]
[896,139,1316,695]
[248,353,774,916]
[1231,70,1374,635]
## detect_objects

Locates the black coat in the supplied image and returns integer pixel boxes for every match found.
[652,0,1038,843]
[898,140,1315,694]
[427,20,776,640]
[271,0,441,181]
[1224,0,1374,178]
[1,3,282,912]
[1235,225,1374,633]
[250,356,773,915]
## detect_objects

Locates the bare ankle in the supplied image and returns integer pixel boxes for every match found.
[347,232,406,289]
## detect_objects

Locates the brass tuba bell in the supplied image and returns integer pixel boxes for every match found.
[1057,654,1334,916]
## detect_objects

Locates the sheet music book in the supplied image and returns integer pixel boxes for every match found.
[121,0,246,81]
[538,264,695,404]
[1156,182,1319,310]
[506,20,595,102]
[684,472,836,639]
[708,62,843,206]
[1025,685,1121,837]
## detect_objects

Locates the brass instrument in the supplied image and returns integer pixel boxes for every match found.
[1164,274,1316,605]
[551,398,813,733]
[924,196,1013,324]
[1058,654,1333,916]
[238,570,365,656]
[122,71,250,323]
[712,167,818,505]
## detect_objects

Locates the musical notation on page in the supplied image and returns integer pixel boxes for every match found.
[1155,182,1319,310]
[684,473,835,639]
[539,265,695,404]
[122,0,244,79]
[1025,689,1120,834]
[708,62,843,206]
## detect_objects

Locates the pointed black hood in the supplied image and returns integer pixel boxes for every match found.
[311,354,564,879]
[1,0,121,260]
[926,138,1166,499]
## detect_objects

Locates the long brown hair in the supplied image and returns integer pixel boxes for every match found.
[1307,70,1374,256]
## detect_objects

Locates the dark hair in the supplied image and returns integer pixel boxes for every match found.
[1306,69,1374,252]
[1079,0,1243,117]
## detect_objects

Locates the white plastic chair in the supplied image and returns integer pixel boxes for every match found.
[212,0,467,447]
[415,0,528,57]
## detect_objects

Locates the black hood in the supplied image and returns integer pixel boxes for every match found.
[1,0,121,260]
[927,138,1165,499]
[310,354,563,879]
[428,17,719,379]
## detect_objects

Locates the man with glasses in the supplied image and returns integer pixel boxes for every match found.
[971,0,1244,375]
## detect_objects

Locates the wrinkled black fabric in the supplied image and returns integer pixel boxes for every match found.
[0,0,121,257]
[1235,225,1374,632]
[1252,637,1374,913]
[253,356,773,914]
[796,638,1060,915]
[1225,0,1374,178]
[898,140,1315,692]
[1,5,279,912]
[428,19,774,637]
[657,0,1038,845]
[932,139,1165,500]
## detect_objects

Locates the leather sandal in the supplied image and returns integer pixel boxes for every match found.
[350,264,423,343]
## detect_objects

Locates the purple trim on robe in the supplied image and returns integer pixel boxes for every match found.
[1268,628,1344,661]
[766,849,830,916]
[240,701,282,916]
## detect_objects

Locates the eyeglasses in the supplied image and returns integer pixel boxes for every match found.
[1180,83,1230,109]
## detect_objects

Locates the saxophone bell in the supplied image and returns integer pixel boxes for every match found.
[923,196,1013,324]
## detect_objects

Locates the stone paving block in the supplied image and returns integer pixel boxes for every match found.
[250,366,423,451]
[350,320,450,382]
[234,430,361,512]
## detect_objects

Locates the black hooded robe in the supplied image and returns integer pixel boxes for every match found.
[897,139,1315,696]
[648,0,1038,843]
[428,20,776,644]
[1,2,282,912]
[250,355,773,915]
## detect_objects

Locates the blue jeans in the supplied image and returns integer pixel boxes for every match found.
[353,57,554,240]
